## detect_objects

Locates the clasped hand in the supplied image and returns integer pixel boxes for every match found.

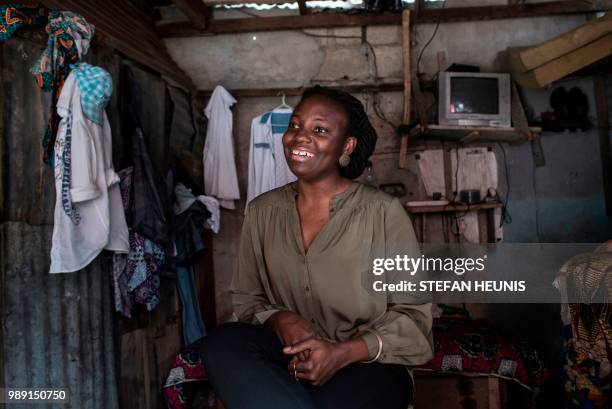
[266,311,349,386]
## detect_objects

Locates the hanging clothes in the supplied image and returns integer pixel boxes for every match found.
[174,183,209,345]
[31,11,95,164]
[50,71,128,274]
[72,63,113,125]
[246,108,296,206]
[123,66,173,246]
[202,85,240,210]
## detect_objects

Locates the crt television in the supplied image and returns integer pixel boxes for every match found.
[438,72,511,128]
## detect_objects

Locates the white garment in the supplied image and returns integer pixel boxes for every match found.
[197,195,220,234]
[203,86,239,210]
[246,108,296,207]
[246,114,277,205]
[267,108,297,190]
[50,73,129,273]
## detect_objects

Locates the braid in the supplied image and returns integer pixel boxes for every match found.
[300,86,378,179]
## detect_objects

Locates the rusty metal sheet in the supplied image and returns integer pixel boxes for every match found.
[1,34,55,225]
[1,222,120,409]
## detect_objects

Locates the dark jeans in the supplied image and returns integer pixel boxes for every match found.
[200,322,412,409]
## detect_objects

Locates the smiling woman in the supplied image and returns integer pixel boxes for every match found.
[200,86,433,409]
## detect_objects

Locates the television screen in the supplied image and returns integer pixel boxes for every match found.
[450,77,499,115]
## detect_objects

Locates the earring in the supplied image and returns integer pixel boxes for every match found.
[339,153,351,167]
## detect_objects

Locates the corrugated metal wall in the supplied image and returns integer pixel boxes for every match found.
[1,27,205,408]
[1,223,120,409]
[0,32,122,408]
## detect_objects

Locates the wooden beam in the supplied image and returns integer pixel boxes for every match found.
[157,1,612,37]
[417,0,612,23]
[509,12,612,73]
[171,0,211,30]
[399,9,411,169]
[297,0,308,15]
[158,11,399,36]
[196,82,403,98]
[40,0,194,89]
[512,33,612,88]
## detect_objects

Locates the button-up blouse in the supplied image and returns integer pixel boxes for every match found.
[231,182,433,365]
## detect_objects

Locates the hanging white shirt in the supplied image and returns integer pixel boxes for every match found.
[203,86,240,210]
[50,73,129,274]
[246,108,296,207]
[246,114,276,205]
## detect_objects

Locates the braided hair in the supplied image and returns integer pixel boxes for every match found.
[300,86,378,179]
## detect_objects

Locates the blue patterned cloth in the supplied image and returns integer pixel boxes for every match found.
[72,63,113,125]
[61,107,81,225]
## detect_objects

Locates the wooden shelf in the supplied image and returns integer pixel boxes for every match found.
[405,202,503,214]
[407,124,542,145]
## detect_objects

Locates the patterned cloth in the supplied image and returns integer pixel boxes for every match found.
[564,324,612,409]
[127,232,165,311]
[72,63,113,125]
[558,244,612,408]
[112,167,166,317]
[31,11,95,164]
[60,106,81,224]
[0,4,46,41]
[163,342,209,409]
[560,250,612,365]
[414,316,550,391]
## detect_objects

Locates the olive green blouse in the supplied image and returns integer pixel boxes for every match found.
[231,182,433,366]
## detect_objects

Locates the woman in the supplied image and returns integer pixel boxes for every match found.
[201,86,433,409]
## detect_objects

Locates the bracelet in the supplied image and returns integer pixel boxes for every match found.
[360,329,383,363]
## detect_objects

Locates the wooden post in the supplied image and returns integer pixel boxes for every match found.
[594,75,612,216]
[297,0,308,15]
[399,9,411,169]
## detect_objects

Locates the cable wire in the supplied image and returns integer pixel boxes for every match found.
[416,0,446,75]
[497,143,512,226]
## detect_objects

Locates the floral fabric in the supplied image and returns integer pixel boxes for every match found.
[0,4,46,41]
[414,316,550,391]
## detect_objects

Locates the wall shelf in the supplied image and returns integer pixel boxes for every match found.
[405,202,503,243]
[405,201,503,214]
[406,124,542,145]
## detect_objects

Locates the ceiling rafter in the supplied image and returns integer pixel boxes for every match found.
[156,0,612,37]
[171,0,212,29]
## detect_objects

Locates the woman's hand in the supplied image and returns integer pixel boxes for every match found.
[284,338,367,386]
[265,311,319,354]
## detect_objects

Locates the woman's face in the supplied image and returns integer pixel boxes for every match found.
[283,95,356,181]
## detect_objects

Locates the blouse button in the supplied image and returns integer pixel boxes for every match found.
[305,286,310,292]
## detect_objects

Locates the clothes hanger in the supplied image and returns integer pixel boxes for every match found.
[274,91,291,110]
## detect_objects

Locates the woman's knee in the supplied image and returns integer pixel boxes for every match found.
[201,322,250,358]
[200,322,278,367]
